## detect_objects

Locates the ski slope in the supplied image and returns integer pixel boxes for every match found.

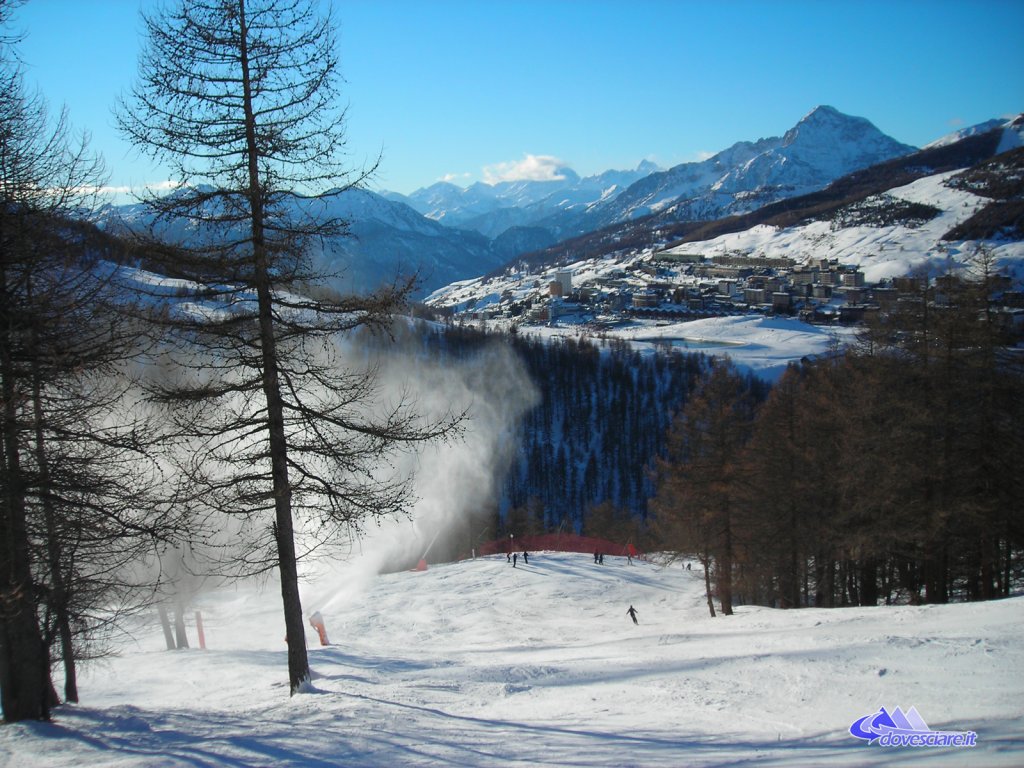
[2,552,1021,766]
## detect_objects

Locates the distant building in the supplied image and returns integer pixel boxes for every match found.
[893,276,925,294]
[870,287,899,310]
[820,270,841,287]
[529,303,551,322]
[843,287,866,304]
[633,290,661,308]
[655,251,704,264]
[744,288,768,305]
[790,268,819,286]
[842,271,866,288]
[771,292,792,311]
[553,270,573,296]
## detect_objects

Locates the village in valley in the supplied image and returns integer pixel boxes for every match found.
[437,246,1024,341]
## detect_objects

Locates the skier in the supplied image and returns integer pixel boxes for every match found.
[594,550,599,564]
[627,605,639,625]
[513,552,518,568]
[523,551,529,565]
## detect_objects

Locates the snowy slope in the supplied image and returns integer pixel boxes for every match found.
[615,315,857,381]
[428,148,1024,329]
[659,169,1024,284]
[2,552,1021,766]
[926,118,1007,149]
[568,106,916,230]
[101,187,504,298]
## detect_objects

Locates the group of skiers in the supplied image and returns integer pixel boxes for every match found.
[504,549,640,625]
[507,550,529,567]
[593,550,633,565]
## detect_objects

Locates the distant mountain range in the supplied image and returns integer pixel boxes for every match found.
[385,106,916,243]
[502,112,1024,277]
[426,116,1024,314]
[384,160,662,238]
[568,105,916,230]
[101,106,1020,297]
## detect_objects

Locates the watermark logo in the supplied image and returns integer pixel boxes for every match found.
[849,706,977,748]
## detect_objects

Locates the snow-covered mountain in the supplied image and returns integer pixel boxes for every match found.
[388,107,917,249]
[387,160,662,238]
[101,162,661,297]
[925,114,1024,154]
[100,109,1016,300]
[101,187,506,297]
[300,189,501,295]
[558,106,917,235]
[426,122,1024,322]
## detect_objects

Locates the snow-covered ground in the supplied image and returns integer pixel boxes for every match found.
[606,315,854,381]
[470,315,858,382]
[658,171,1024,284]
[3,552,1021,767]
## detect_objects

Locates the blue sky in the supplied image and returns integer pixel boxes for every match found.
[10,0,1024,197]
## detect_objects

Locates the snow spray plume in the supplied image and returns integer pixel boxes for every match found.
[308,326,538,613]
[115,344,270,600]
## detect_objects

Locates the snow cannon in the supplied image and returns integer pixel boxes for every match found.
[308,611,329,646]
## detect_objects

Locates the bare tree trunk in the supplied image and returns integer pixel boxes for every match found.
[719,510,734,616]
[700,554,716,618]
[29,336,79,702]
[0,296,50,721]
[173,597,189,649]
[158,604,176,650]
[859,557,878,607]
[238,0,308,694]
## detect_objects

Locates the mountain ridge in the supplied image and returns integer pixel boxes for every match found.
[102,108,1016,299]
[424,118,1024,318]
[483,114,1023,279]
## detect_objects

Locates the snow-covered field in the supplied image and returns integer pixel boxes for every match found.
[609,315,855,381]
[2,552,1021,767]
[658,171,1024,285]
[479,315,858,382]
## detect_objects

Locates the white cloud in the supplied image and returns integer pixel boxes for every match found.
[482,154,570,184]
[91,179,183,198]
[438,172,472,185]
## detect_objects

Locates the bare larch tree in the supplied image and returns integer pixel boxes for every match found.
[118,0,463,695]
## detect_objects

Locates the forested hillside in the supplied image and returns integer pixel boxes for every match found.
[409,276,1023,610]
[652,270,1024,612]
[408,324,766,539]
